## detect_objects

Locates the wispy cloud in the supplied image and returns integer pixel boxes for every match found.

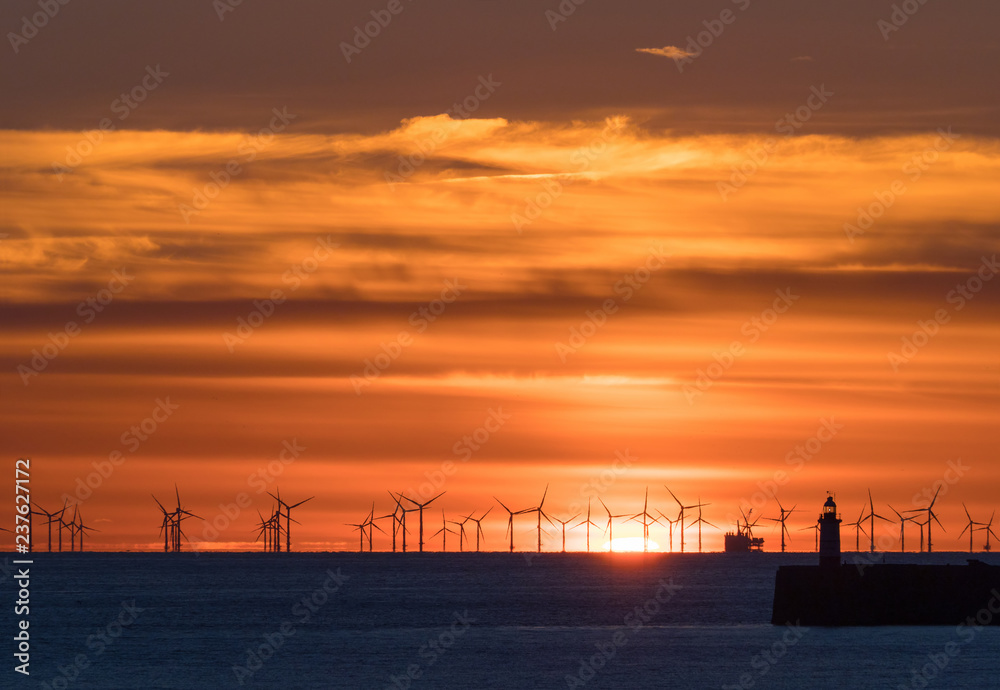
[636,46,695,60]
[792,55,814,62]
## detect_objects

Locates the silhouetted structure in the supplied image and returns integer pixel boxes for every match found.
[495,497,528,553]
[628,487,662,553]
[860,489,891,553]
[725,508,763,552]
[551,513,580,552]
[598,498,629,552]
[153,486,201,552]
[773,495,1000,625]
[576,498,601,552]
[400,492,444,553]
[764,501,797,553]
[267,488,313,553]
[906,486,945,553]
[665,487,706,553]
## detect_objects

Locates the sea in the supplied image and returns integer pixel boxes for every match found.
[5,551,999,689]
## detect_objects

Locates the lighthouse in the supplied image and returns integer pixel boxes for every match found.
[818,494,841,568]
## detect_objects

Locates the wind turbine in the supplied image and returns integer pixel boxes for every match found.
[378,492,406,552]
[598,498,630,552]
[906,486,944,553]
[914,516,928,553]
[451,517,468,552]
[495,497,528,553]
[628,487,663,553]
[861,489,892,552]
[391,491,420,553]
[170,485,202,552]
[522,485,554,553]
[958,503,987,553]
[400,492,445,553]
[344,506,374,553]
[32,503,64,552]
[267,488,314,553]
[550,513,581,552]
[75,507,99,551]
[364,503,384,551]
[575,497,602,552]
[887,505,917,552]
[764,502,797,553]
[655,510,677,552]
[431,508,457,551]
[152,494,174,552]
[463,508,491,552]
[843,506,868,552]
[979,512,997,552]
[798,523,820,551]
[665,487,705,553]
[254,509,275,551]
[689,499,717,553]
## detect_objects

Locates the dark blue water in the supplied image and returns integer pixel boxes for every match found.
[4,551,999,689]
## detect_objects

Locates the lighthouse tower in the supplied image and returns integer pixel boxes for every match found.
[818,494,841,568]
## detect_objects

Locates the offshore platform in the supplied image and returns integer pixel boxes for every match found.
[724,509,764,552]
[771,495,1000,625]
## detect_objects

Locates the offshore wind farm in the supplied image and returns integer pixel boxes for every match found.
[4,1,1000,688]
[11,473,999,556]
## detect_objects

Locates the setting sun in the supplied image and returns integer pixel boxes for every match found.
[604,537,661,552]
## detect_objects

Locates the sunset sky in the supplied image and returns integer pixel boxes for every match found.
[2,1,998,552]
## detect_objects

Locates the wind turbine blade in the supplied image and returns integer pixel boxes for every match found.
[598,497,611,516]
[929,485,942,508]
[665,486,682,508]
